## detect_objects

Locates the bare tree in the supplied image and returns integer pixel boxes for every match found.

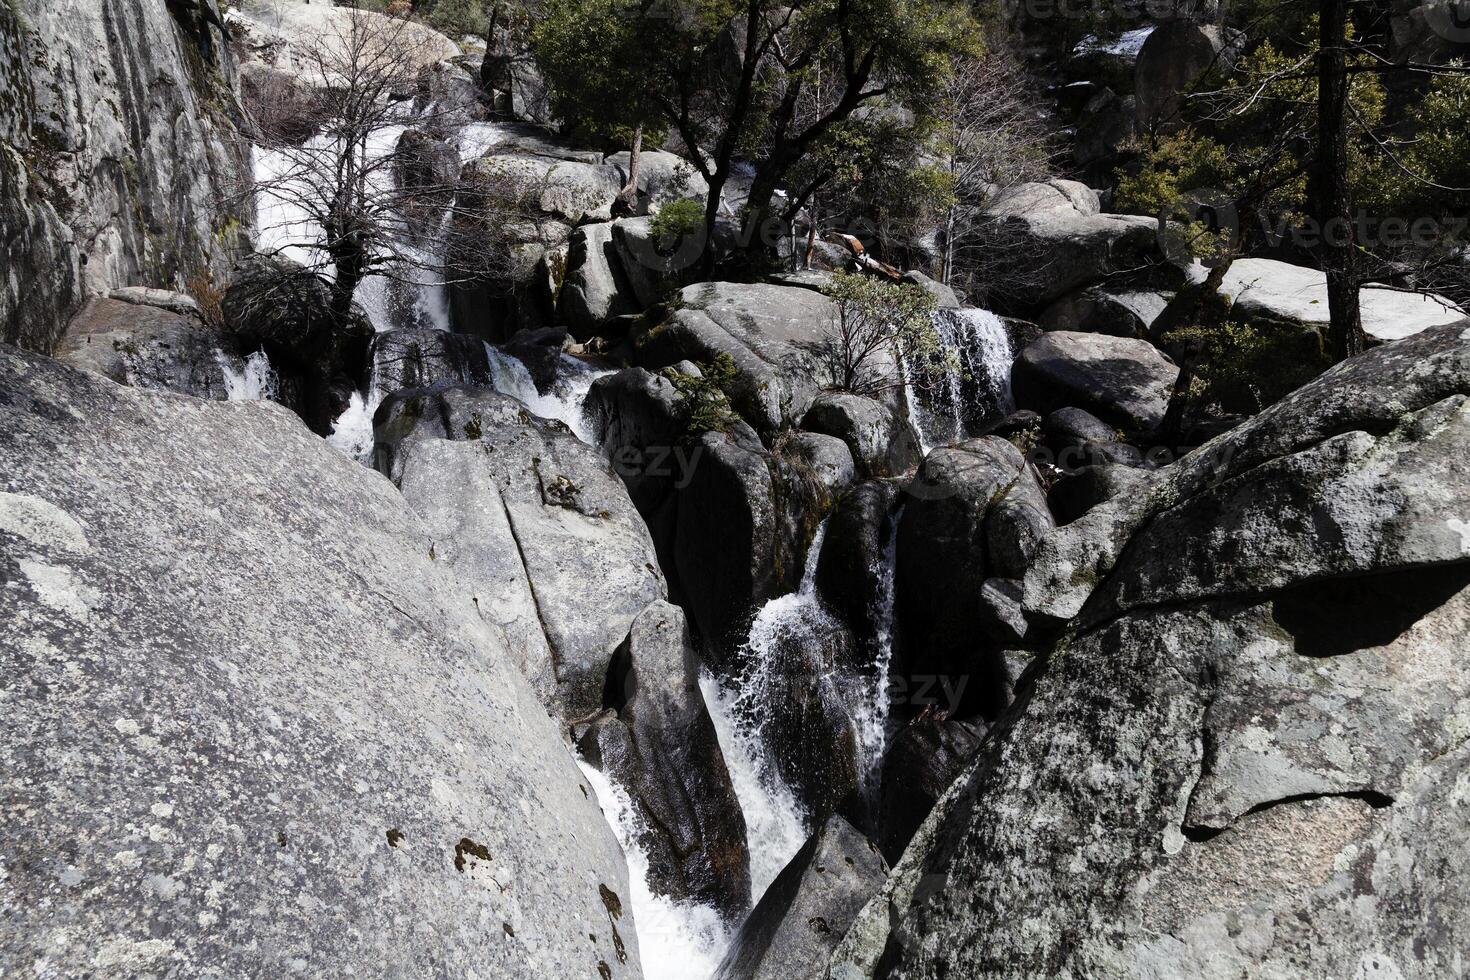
[932,52,1060,306]
[239,7,510,333]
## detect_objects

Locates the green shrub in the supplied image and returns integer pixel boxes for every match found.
[649,198,705,247]
[662,353,740,437]
[1167,319,1329,416]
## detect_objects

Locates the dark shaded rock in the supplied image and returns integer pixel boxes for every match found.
[54,296,233,400]
[586,601,752,918]
[223,254,372,432]
[877,711,987,863]
[815,481,904,653]
[1135,21,1233,131]
[784,432,859,499]
[369,328,492,394]
[895,439,1053,718]
[801,392,922,480]
[714,816,887,980]
[1048,463,1157,525]
[1038,287,1171,339]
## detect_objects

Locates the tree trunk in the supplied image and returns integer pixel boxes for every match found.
[614,124,644,217]
[1318,0,1367,361]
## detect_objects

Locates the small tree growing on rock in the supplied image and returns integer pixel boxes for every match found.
[817,273,943,397]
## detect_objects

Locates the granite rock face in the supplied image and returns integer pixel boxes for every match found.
[1,0,248,355]
[832,319,1470,980]
[717,816,887,980]
[378,385,667,721]
[0,346,642,979]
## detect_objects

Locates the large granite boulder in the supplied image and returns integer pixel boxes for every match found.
[894,439,1053,719]
[54,294,235,400]
[1038,287,1171,339]
[635,282,855,436]
[1,0,248,355]
[1206,257,1465,343]
[801,393,922,480]
[833,318,1470,980]
[1012,331,1179,437]
[0,346,642,979]
[230,0,461,87]
[715,816,886,980]
[1134,21,1233,130]
[559,221,640,338]
[974,181,1168,310]
[377,385,666,721]
[584,601,752,918]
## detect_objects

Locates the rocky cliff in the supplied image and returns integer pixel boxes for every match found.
[0,0,248,355]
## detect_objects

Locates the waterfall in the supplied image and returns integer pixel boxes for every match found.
[703,522,837,902]
[218,350,280,403]
[850,508,902,801]
[484,345,612,446]
[910,308,1015,448]
[578,761,732,980]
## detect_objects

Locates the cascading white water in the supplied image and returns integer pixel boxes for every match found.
[218,350,281,402]
[849,508,902,799]
[708,522,837,901]
[910,307,1015,448]
[578,761,732,980]
[484,345,613,446]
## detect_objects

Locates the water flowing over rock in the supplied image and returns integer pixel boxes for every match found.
[583,601,753,918]
[0,345,642,979]
[909,308,1017,447]
[836,317,1470,980]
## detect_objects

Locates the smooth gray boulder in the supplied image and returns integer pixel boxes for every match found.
[585,601,753,918]
[560,221,639,338]
[975,181,1167,309]
[380,386,667,720]
[1038,287,1171,339]
[636,282,852,435]
[850,318,1470,980]
[1206,258,1465,343]
[801,392,922,480]
[785,432,860,499]
[54,296,235,400]
[0,346,642,979]
[1,0,247,355]
[715,816,887,980]
[1012,331,1179,436]
[1135,21,1231,129]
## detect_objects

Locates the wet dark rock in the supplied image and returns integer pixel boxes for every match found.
[715,816,887,980]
